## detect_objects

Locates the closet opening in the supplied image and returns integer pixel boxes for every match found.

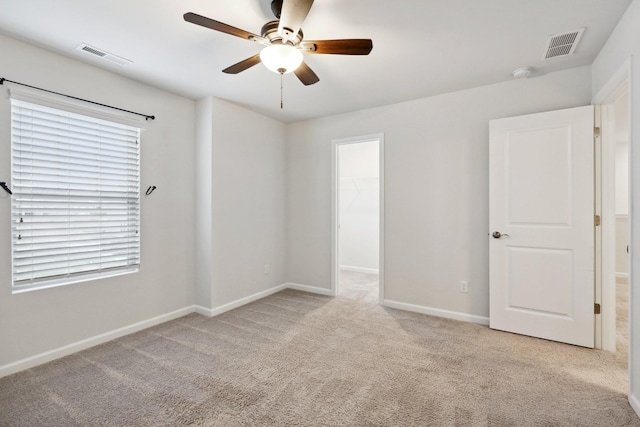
[332,135,384,304]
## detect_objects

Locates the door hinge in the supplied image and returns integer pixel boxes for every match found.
[594,215,601,226]
[594,303,601,315]
[594,127,601,138]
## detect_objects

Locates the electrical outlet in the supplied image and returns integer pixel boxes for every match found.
[264,264,270,275]
[460,280,469,293]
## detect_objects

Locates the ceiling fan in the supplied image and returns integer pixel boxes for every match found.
[184,0,373,86]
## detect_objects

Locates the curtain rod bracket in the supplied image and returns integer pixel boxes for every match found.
[0,181,13,195]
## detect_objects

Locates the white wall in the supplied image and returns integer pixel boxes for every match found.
[195,97,287,310]
[591,0,640,416]
[339,141,379,272]
[0,34,196,368]
[287,66,592,319]
[195,98,214,308]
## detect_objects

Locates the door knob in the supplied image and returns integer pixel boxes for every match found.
[492,231,510,239]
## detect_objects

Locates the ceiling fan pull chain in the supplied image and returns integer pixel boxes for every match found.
[280,72,284,109]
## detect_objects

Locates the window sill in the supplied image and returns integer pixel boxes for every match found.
[12,268,139,294]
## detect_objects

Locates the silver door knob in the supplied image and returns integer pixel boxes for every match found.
[492,231,510,239]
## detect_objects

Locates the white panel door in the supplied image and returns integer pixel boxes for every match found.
[489,105,595,347]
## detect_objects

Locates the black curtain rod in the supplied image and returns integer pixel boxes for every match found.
[0,77,155,121]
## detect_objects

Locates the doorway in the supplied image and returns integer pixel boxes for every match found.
[598,77,630,355]
[332,135,384,304]
[613,90,630,358]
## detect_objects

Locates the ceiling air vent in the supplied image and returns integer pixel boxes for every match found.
[542,28,585,60]
[76,43,133,66]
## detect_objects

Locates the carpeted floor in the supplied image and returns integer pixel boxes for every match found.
[339,269,379,303]
[1,287,638,426]
[618,278,630,357]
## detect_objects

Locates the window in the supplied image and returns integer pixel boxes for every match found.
[11,98,141,292]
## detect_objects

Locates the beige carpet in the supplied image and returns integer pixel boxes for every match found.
[339,269,379,303]
[1,289,638,426]
[618,278,630,357]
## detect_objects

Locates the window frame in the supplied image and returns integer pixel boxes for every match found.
[9,88,143,293]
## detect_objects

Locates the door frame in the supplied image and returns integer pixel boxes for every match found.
[331,133,385,303]
[593,58,631,352]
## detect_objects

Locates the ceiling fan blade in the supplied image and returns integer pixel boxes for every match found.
[184,12,267,44]
[278,0,314,44]
[294,61,319,86]
[300,39,373,55]
[222,54,262,74]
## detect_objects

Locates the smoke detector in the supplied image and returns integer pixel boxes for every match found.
[512,67,532,79]
[76,43,133,66]
[543,28,585,60]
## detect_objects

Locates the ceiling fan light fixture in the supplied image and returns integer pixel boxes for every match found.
[260,44,303,74]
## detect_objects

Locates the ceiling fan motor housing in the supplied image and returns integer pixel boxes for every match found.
[261,20,303,45]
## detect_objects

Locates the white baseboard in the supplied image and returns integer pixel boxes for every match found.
[383,299,490,326]
[340,265,379,275]
[1,284,492,379]
[194,305,215,317]
[630,393,640,419]
[285,282,334,296]
[204,284,288,317]
[0,305,196,378]
[1,283,320,378]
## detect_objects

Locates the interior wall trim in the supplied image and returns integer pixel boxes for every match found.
[206,284,288,318]
[0,305,195,378]
[1,283,490,378]
[383,299,490,326]
[0,283,331,378]
[194,305,215,317]
[285,282,334,296]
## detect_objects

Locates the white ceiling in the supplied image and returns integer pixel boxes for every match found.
[0,0,631,123]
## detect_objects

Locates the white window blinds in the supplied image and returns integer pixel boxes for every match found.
[11,98,141,290]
